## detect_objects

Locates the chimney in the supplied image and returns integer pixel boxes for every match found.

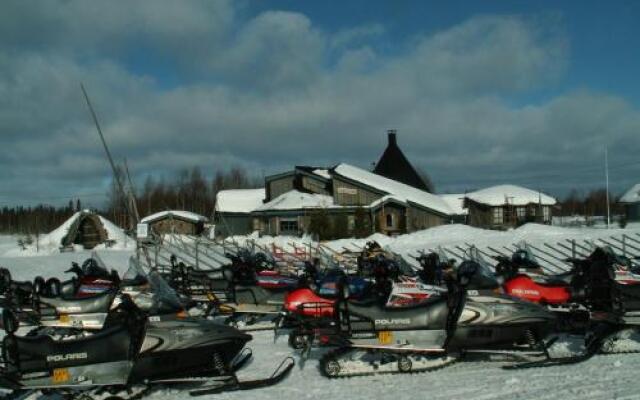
[387,129,397,146]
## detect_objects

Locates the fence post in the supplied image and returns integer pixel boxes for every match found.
[623,235,627,257]
[572,239,576,259]
[195,240,200,269]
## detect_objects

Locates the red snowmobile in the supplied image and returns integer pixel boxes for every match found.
[494,247,640,331]
[496,249,574,307]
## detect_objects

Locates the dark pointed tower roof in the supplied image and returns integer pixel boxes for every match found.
[373,130,431,192]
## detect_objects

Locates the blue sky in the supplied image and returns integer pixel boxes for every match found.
[0,0,639,207]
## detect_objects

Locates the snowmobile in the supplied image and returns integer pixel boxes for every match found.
[0,255,119,311]
[492,246,640,332]
[2,258,156,333]
[162,253,300,331]
[279,258,447,349]
[505,247,640,368]
[293,259,557,377]
[0,261,294,399]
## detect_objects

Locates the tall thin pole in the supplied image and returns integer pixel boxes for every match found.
[605,146,610,228]
[81,83,131,221]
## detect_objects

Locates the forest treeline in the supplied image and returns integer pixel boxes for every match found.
[1,166,262,234]
[0,164,630,234]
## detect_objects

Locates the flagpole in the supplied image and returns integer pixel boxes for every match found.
[605,146,610,228]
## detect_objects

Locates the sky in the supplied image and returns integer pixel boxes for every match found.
[1,0,640,208]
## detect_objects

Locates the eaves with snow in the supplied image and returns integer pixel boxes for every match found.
[215,188,266,214]
[332,163,454,216]
[255,190,335,212]
[464,185,557,207]
[620,183,640,204]
[438,194,468,215]
[140,210,209,224]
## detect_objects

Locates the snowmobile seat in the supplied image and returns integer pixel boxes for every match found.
[347,296,378,307]
[346,298,449,330]
[39,290,116,314]
[534,271,573,286]
[3,324,132,373]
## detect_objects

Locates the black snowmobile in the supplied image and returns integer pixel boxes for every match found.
[166,253,299,331]
[506,247,640,368]
[0,262,294,399]
[296,259,557,377]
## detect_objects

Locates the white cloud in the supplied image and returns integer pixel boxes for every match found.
[0,3,638,206]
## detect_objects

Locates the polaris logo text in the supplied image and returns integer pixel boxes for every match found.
[375,318,411,325]
[47,353,88,362]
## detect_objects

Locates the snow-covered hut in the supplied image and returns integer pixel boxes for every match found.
[620,183,640,222]
[463,185,556,230]
[40,210,130,252]
[214,189,265,237]
[140,210,208,236]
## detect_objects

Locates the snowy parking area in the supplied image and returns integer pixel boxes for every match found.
[1,226,640,400]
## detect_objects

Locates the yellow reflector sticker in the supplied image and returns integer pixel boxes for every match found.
[59,315,70,323]
[52,368,70,383]
[378,331,393,345]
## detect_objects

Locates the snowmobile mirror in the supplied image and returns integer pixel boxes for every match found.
[33,276,45,295]
[2,309,18,334]
[0,268,11,293]
[45,278,61,297]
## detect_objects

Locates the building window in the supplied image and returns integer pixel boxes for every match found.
[279,219,299,234]
[386,213,394,228]
[516,207,526,220]
[347,215,355,231]
[493,208,504,225]
[543,206,550,222]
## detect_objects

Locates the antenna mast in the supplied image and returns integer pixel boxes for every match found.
[80,83,138,227]
[605,146,610,228]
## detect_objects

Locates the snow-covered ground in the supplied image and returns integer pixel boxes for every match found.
[1,224,640,399]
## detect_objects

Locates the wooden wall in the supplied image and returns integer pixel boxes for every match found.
[333,178,382,206]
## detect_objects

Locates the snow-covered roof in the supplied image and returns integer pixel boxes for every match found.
[255,190,335,212]
[439,194,468,215]
[464,185,556,207]
[332,163,454,215]
[215,188,265,213]
[141,210,208,224]
[312,169,331,179]
[620,184,640,204]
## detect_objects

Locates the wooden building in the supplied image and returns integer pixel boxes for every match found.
[225,163,454,238]
[140,210,208,236]
[620,183,640,222]
[213,132,454,238]
[463,185,556,230]
[214,189,265,237]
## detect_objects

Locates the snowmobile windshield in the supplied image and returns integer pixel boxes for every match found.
[122,257,150,286]
[82,251,110,277]
[461,249,500,289]
[394,255,417,277]
[147,270,183,314]
[125,257,183,314]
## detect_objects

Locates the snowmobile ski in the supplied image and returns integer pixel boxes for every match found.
[188,357,295,396]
